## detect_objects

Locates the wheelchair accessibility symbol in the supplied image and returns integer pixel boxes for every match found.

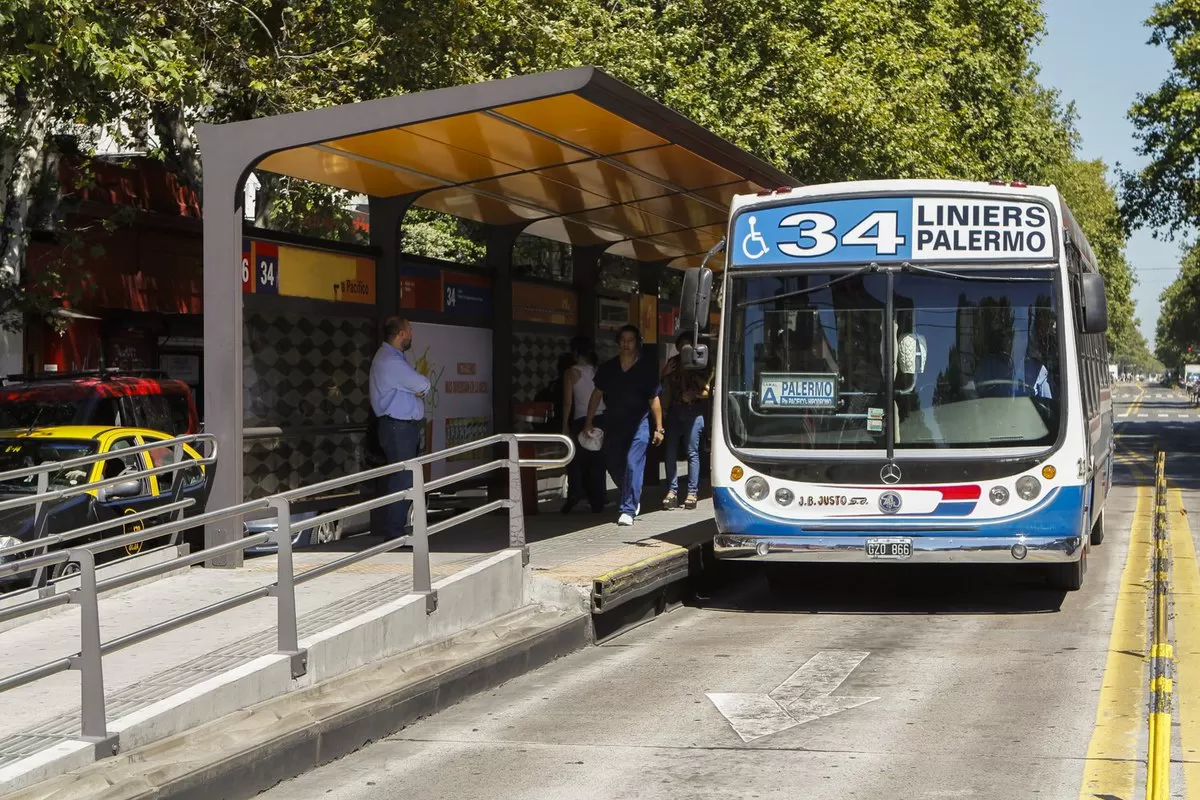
[741,216,769,260]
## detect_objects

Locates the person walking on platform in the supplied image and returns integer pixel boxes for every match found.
[584,325,664,526]
[369,316,429,539]
[561,336,606,514]
[661,332,712,510]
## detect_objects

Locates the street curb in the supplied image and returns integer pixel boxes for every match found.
[165,611,589,800]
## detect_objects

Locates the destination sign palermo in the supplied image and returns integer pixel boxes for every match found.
[730,196,1056,267]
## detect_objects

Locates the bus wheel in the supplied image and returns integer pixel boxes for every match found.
[1049,551,1086,591]
[1090,511,1105,546]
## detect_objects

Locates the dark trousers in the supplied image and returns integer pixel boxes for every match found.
[378,417,421,538]
[566,415,607,511]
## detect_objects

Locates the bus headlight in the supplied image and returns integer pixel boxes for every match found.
[1015,476,1041,501]
[989,486,1010,505]
[775,488,794,506]
[745,477,770,501]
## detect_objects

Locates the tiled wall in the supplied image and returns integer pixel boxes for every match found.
[242,311,374,498]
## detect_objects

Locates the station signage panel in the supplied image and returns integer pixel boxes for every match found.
[729,196,1057,268]
[240,238,376,304]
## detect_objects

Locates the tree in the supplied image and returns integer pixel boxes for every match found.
[1123,0,1200,236]
[1155,243,1200,367]
[1047,158,1138,355]
[0,2,195,328]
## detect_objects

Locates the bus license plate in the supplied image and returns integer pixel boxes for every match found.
[866,538,913,559]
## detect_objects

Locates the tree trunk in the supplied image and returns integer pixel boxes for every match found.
[254,172,279,228]
[153,103,203,203]
[0,101,51,286]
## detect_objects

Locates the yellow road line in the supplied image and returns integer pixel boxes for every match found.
[1168,487,1200,797]
[1079,485,1153,800]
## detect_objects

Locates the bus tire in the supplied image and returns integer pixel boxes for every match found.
[1090,510,1105,546]
[1049,551,1085,591]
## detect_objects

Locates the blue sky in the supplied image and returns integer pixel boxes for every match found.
[1034,0,1184,345]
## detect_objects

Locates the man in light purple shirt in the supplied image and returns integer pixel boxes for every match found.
[369,317,430,539]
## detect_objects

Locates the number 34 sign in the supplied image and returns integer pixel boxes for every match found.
[241,240,280,295]
[730,195,1053,267]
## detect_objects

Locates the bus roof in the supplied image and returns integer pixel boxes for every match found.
[729,179,1063,215]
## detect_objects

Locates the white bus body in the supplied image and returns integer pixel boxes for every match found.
[694,180,1113,590]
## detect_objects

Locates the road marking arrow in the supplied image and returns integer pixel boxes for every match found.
[707,650,878,742]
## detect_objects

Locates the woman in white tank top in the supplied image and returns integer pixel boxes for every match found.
[562,337,606,513]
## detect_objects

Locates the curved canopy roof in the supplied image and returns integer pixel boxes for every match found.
[245,67,797,267]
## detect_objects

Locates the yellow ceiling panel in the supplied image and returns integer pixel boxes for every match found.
[494,95,668,154]
[326,128,514,183]
[257,147,440,196]
[567,205,682,238]
[468,173,612,215]
[403,112,586,172]
[416,188,548,225]
[629,193,727,229]
[538,160,672,205]
[614,146,743,190]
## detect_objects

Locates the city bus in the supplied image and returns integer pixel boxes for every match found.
[678,179,1113,590]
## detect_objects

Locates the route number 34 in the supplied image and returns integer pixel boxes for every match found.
[779,210,906,258]
[240,255,278,290]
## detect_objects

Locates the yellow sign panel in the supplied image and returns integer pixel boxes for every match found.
[276,245,376,305]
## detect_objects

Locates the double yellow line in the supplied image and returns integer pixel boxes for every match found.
[1126,384,1148,418]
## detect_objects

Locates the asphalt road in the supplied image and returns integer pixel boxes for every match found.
[260,383,1200,800]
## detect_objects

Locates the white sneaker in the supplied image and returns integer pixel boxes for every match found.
[617,513,635,526]
[636,503,641,516]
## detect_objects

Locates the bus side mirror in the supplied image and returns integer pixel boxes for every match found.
[679,267,713,370]
[1079,273,1108,334]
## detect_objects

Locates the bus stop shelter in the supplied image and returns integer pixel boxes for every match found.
[197,66,796,561]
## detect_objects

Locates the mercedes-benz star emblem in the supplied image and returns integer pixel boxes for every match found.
[880,463,902,485]
[878,491,903,514]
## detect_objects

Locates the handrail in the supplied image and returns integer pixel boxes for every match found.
[0,431,574,752]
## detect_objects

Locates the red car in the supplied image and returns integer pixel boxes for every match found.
[0,371,199,436]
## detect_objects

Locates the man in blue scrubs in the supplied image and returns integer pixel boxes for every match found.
[584,325,664,526]
[369,317,430,539]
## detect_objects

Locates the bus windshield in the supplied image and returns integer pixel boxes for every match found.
[725,268,1062,451]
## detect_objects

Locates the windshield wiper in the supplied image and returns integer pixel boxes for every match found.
[736,264,880,309]
[901,264,1053,283]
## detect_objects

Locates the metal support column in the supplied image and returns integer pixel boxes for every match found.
[638,260,667,487]
[199,155,248,567]
[367,194,421,536]
[573,245,605,343]
[487,224,526,502]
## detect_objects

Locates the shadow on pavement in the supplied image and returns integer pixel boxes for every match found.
[696,562,1068,615]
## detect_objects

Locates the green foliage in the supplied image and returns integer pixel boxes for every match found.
[1046,159,1137,354]
[1155,243,1200,367]
[1123,0,1200,236]
[400,209,486,265]
[0,0,1144,360]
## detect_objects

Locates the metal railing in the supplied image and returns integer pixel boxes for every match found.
[0,432,572,758]
[0,433,218,588]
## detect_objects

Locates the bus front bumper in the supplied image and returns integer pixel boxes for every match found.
[713,533,1083,563]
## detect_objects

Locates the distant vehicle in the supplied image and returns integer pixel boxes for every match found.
[0,426,210,588]
[243,508,370,554]
[0,371,198,436]
[681,178,1112,591]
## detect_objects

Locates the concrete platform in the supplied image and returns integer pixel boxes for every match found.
[0,493,716,795]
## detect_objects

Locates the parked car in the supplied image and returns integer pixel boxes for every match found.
[0,426,210,588]
[0,370,199,436]
[243,508,370,554]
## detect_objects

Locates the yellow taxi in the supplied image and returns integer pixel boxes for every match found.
[0,426,210,584]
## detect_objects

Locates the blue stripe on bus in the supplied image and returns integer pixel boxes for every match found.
[928,500,978,516]
[713,485,1087,539]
